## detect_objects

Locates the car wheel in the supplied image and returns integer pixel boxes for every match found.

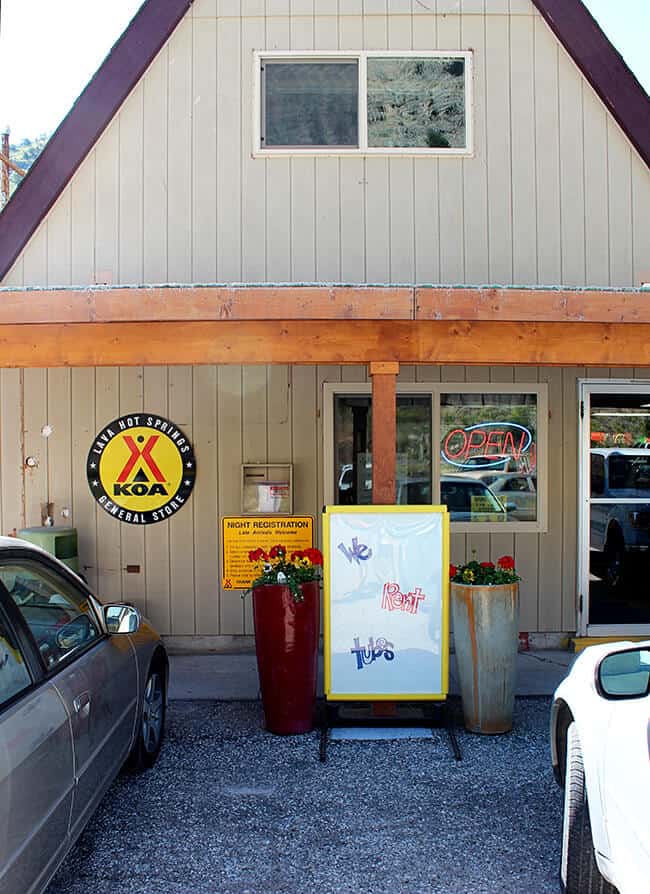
[127,664,166,771]
[603,537,625,592]
[561,723,616,894]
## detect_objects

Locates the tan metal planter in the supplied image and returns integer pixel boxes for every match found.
[450,582,520,734]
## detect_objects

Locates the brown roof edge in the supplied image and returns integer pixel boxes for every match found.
[0,0,192,283]
[532,0,650,168]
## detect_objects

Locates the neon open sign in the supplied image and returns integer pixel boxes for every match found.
[441,422,533,469]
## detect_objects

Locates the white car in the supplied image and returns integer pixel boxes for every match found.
[550,640,650,893]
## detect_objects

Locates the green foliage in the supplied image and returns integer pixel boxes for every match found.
[450,555,520,586]
[7,134,50,195]
[247,545,323,602]
[425,128,450,148]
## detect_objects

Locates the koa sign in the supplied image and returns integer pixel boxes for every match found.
[87,414,196,525]
[441,422,533,469]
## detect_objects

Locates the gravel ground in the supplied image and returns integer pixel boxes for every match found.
[46,698,563,894]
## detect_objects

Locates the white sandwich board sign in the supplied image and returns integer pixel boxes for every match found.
[323,505,450,701]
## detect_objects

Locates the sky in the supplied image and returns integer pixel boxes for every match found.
[0,0,648,143]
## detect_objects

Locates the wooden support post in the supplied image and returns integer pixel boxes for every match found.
[369,362,399,505]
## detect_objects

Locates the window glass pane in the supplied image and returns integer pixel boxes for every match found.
[334,396,431,505]
[264,61,358,147]
[1,564,100,670]
[396,397,432,504]
[367,57,466,148]
[589,394,650,625]
[440,393,538,522]
[0,607,31,707]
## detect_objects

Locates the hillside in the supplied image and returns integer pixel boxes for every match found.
[7,134,50,195]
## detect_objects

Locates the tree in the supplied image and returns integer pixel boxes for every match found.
[7,133,50,195]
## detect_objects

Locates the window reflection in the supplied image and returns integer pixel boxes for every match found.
[367,57,466,148]
[264,61,359,147]
[333,391,539,524]
[0,608,31,706]
[440,393,538,522]
[334,396,431,505]
[588,394,650,624]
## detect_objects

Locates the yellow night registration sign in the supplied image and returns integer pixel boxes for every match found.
[221,516,314,590]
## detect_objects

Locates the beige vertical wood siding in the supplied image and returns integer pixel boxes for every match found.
[0,364,647,645]
[1,1,648,645]
[3,0,649,289]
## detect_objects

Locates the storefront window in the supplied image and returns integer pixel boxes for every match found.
[440,392,538,522]
[327,384,545,530]
[334,396,431,505]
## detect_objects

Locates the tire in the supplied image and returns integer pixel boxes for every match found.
[561,723,616,894]
[603,537,625,592]
[127,664,166,771]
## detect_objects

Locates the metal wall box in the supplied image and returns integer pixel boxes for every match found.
[241,463,293,514]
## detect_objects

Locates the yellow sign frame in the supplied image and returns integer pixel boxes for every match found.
[323,504,450,702]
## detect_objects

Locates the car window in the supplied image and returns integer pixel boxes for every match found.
[441,481,504,514]
[396,480,431,504]
[0,562,101,671]
[590,453,605,496]
[0,605,32,707]
[502,477,529,493]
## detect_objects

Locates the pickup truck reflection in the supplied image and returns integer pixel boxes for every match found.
[590,448,650,590]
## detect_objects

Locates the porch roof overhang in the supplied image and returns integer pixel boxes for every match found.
[0,284,649,367]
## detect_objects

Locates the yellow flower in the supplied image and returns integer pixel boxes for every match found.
[462,569,475,583]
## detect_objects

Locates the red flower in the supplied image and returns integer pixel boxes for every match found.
[290,550,305,562]
[480,561,495,569]
[248,548,266,562]
[268,544,286,559]
[304,548,323,566]
[449,564,457,578]
[497,555,515,570]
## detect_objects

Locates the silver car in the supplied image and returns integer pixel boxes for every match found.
[0,536,168,894]
[395,476,509,521]
[479,473,537,521]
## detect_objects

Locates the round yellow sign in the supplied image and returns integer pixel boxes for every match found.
[87,414,196,525]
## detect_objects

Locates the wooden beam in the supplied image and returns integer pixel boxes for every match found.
[0,320,648,367]
[370,364,398,504]
[1,285,649,325]
[416,287,650,323]
[0,286,413,324]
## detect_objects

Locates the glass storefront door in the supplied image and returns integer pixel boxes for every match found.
[582,383,650,633]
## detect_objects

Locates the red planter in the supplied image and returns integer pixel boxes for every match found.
[252,580,320,735]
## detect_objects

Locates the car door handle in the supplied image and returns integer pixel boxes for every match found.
[73,692,91,718]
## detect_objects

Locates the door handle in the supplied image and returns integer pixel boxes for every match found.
[73,692,91,719]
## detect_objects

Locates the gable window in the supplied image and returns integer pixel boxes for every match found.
[255,51,472,156]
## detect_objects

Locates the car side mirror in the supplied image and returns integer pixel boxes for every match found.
[504,501,517,513]
[104,604,140,634]
[598,647,650,699]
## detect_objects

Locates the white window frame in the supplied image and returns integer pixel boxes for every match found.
[253,50,474,157]
[323,382,548,534]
